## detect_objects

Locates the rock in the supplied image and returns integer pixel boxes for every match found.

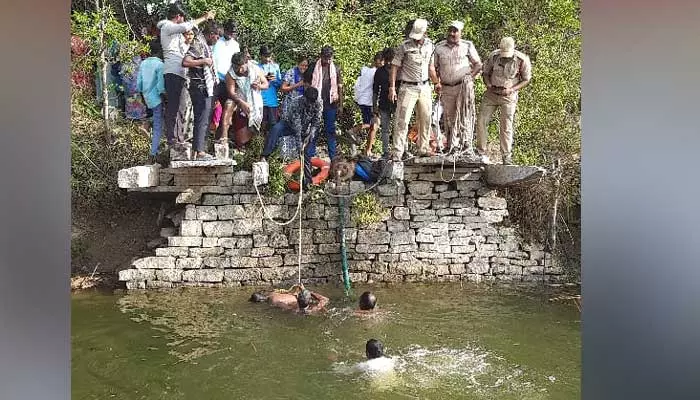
[217,205,246,220]
[477,197,508,210]
[393,207,410,220]
[232,171,253,185]
[202,237,219,247]
[170,158,236,168]
[224,269,263,282]
[182,269,224,282]
[484,164,546,187]
[156,269,183,282]
[180,220,203,236]
[132,256,175,269]
[390,231,416,246]
[357,231,391,245]
[195,206,218,221]
[231,219,263,235]
[155,247,189,257]
[117,165,160,188]
[189,247,224,257]
[203,257,230,269]
[168,236,203,247]
[258,256,284,268]
[202,221,234,237]
[407,181,432,196]
[202,194,233,205]
[176,189,202,204]
[118,269,155,282]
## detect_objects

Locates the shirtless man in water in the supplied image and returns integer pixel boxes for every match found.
[249,284,329,315]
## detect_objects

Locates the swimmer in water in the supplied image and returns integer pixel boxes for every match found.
[353,291,377,316]
[249,284,329,315]
[354,339,396,374]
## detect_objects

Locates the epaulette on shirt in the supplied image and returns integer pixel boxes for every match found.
[489,49,529,62]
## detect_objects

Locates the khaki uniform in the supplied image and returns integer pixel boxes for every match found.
[433,39,482,151]
[391,38,435,157]
[476,49,532,160]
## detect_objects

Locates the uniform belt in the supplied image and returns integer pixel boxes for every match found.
[400,79,429,86]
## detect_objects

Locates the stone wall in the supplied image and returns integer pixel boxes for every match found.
[119,162,562,289]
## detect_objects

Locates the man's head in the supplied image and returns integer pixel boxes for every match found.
[249,292,267,303]
[202,22,220,46]
[447,20,463,45]
[260,45,273,64]
[373,52,384,68]
[359,291,377,310]
[222,20,237,40]
[231,51,249,76]
[329,157,355,183]
[148,38,163,60]
[366,339,384,359]
[183,30,195,45]
[320,45,334,66]
[408,18,428,42]
[382,47,396,65]
[297,289,313,311]
[167,3,186,23]
[499,36,515,59]
[241,46,252,62]
[303,86,319,104]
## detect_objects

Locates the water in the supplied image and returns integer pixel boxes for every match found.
[72,283,580,399]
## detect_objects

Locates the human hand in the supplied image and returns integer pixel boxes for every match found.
[205,11,216,20]
[202,57,213,67]
[388,87,397,103]
[434,82,442,94]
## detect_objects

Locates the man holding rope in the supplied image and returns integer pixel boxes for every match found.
[433,21,482,159]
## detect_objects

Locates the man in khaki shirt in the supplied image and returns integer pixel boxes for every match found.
[433,21,482,158]
[476,37,532,165]
[389,18,439,161]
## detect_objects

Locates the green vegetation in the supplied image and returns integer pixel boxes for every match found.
[351,192,389,226]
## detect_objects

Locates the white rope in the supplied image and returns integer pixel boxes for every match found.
[254,150,307,285]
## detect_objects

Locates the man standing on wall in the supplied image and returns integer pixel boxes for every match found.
[433,20,482,159]
[476,37,532,165]
[372,47,397,160]
[157,4,215,159]
[258,45,283,133]
[225,52,269,150]
[310,45,344,161]
[388,18,439,161]
[212,20,240,145]
[181,22,220,161]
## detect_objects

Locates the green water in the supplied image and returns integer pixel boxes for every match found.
[72,283,580,399]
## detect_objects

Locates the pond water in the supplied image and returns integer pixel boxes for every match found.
[72,283,580,399]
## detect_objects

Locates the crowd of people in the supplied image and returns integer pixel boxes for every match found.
[124,4,532,171]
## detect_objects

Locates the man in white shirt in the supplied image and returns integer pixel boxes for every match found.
[350,52,383,156]
[156,3,215,154]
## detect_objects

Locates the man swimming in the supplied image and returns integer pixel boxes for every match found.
[249,284,329,315]
[353,291,378,316]
[354,339,396,374]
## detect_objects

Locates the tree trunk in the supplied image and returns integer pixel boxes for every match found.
[97,0,111,141]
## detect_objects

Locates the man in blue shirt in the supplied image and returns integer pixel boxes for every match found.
[258,45,282,133]
[137,39,165,162]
